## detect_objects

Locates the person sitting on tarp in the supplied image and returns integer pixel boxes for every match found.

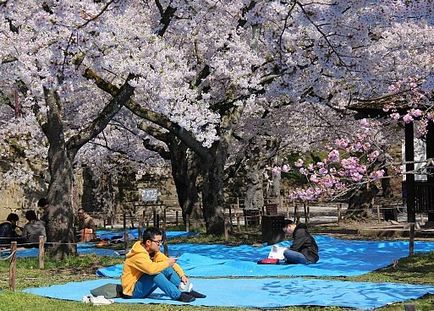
[76,208,97,242]
[282,219,319,264]
[22,210,46,247]
[0,213,23,247]
[121,227,206,303]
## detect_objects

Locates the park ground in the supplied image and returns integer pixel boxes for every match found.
[0,223,433,311]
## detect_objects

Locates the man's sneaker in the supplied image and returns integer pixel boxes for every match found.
[178,292,196,303]
[189,290,206,298]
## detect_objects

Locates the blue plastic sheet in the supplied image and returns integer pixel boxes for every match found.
[97,235,434,277]
[1,230,196,258]
[96,229,197,240]
[23,277,434,310]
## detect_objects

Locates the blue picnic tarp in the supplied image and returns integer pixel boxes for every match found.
[23,277,434,310]
[96,235,434,277]
[0,230,196,258]
[96,229,197,240]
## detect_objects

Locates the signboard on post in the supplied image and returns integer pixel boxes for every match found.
[141,188,158,202]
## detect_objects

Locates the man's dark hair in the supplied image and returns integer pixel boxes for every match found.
[142,227,163,243]
[283,219,294,227]
[37,198,49,207]
[6,213,19,222]
[25,210,38,221]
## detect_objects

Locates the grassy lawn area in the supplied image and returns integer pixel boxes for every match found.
[0,233,433,311]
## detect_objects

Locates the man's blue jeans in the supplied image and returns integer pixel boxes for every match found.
[283,249,309,264]
[132,267,181,299]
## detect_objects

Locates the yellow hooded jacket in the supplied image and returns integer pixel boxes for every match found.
[121,241,185,296]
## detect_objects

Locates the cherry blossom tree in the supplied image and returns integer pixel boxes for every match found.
[283,118,399,217]
[1,0,434,244]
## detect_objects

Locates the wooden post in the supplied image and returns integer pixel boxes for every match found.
[294,203,298,222]
[337,204,341,225]
[163,208,167,229]
[124,231,129,254]
[137,223,142,241]
[224,218,228,241]
[9,241,17,291]
[376,205,381,223]
[303,203,308,224]
[409,223,415,256]
[175,210,179,226]
[156,213,160,229]
[186,214,190,232]
[405,122,415,224]
[236,215,240,231]
[123,212,126,231]
[228,203,232,227]
[244,211,248,229]
[162,231,169,256]
[38,235,45,270]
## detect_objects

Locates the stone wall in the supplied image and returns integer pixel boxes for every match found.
[0,184,35,223]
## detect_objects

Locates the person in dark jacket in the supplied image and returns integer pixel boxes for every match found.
[0,213,22,246]
[282,220,319,264]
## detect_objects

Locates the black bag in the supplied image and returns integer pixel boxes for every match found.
[90,283,124,299]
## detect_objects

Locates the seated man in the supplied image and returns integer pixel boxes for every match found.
[121,227,205,302]
[76,208,97,242]
[22,210,46,246]
[282,220,319,264]
[0,213,22,247]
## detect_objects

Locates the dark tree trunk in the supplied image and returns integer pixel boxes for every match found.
[381,167,393,198]
[242,135,281,210]
[244,166,264,210]
[201,142,227,235]
[346,184,379,219]
[169,138,201,227]
[38,76,134,258]
[46,148,77,258]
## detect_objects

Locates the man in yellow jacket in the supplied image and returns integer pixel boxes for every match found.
[121,227,205,302]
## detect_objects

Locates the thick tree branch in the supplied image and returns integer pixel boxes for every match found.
[43,88,64,147]
[142,138,171,160]
[155,0,177,36]
[137,121,170,142]
[67,73,135,152]
[83,69,211,161]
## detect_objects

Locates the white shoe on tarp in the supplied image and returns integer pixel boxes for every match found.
[82,295,91,303]
[82,294,114,305]
[90,295,114,305]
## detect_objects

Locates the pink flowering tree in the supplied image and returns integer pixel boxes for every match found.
[286,119,396,218]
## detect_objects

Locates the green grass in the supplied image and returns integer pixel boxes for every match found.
[0,240,433,310]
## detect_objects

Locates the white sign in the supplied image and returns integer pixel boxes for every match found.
[141,188,158,202]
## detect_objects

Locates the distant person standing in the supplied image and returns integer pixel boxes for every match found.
[22,210,46,246]
[76,208,97,242]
